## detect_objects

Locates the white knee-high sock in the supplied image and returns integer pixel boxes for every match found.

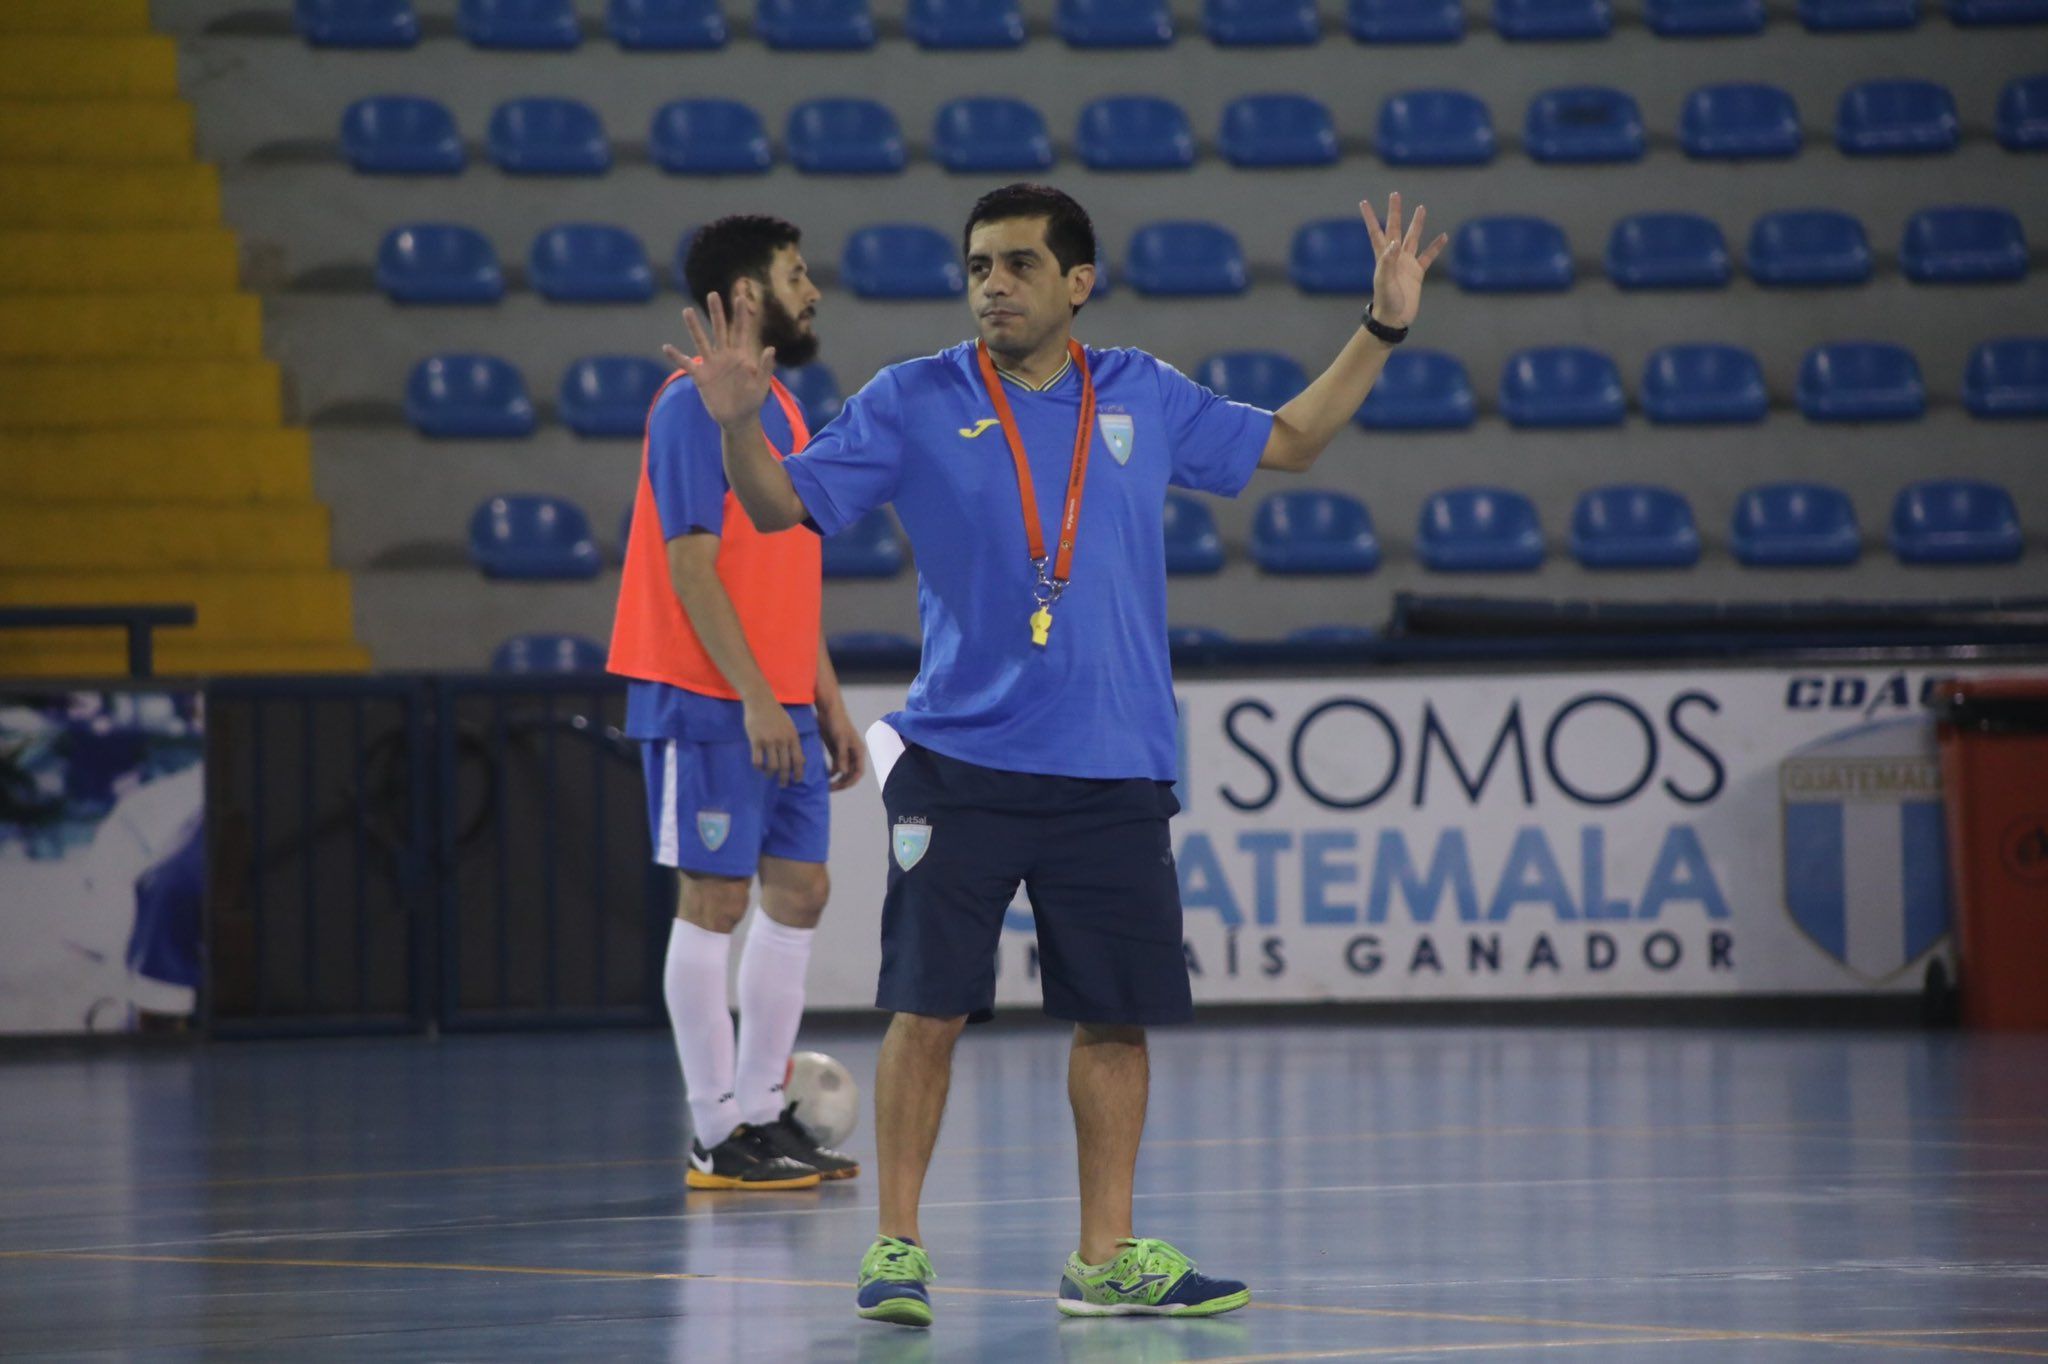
[664,918,740,1150]
[734,915,816,1126]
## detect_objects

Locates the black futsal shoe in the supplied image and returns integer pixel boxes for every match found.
[757,1104,862,1181]
[686,1125,823,1191]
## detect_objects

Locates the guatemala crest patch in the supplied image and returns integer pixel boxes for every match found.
[696,810,731,853]
[1097,412,1135,465]
[893,819,931,871]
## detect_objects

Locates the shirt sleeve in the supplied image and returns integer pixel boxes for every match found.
[1154,358,1275,499]
[783,367,906,538]
[646,381,730,540]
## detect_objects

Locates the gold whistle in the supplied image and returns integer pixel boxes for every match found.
[1030,606,1053,647]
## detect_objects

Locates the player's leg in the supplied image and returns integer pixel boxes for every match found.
[1028,781,1250,1318]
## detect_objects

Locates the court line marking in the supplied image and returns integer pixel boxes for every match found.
[1199,1338,1711,1362]
[7,1249,2048,1356]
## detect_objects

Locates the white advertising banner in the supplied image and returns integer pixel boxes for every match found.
[798,661,2047,1012]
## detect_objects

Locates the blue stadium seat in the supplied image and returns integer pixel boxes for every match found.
[408,355,537,438]
[1500,346,1626,427]
[1169,625,1235,650]
[822,508,907,578]
[1288,625,1378,645]
[1451,216,1573,292]
[1077,97,1196,170]
[756,0,876,48]
[1731,483,1862,567]
[1646,0,1765,34]
[1901,207,2029,283]
[843,225,964,298]
[1606,213,1731,289]
[787,98,905,174]
[909,0,1026,46]
[1494,0,1614,38]
[341,96,462,174]
[1290,218,1376,294]
[460,0,579,48]
[529,224,655,302]
[1220,95,1339,167]
[1207,0,1321,43]
[1890,480,2024,564]
[1163,494,1226,575]
[671,226,701,291]
[1798,0,1918,26]
[1058,0,1174,45]
[1747,209,1873,286]
[1127,222,1247,295]
[779,362,843,431]
[1348,0,1465,39]
[1948,0,2048,24]
[1997,74,2048,149]
[934,98,1053,172]
[559,355,668,437]
[650,100,772,175]
[826,631,920,666]
[1356,349,1476,429]
[1377,90,1496,165]
[377,223,504,303]
[469,495,602,580]
[488,98,609,175]
[1196,351,1309,410]
[1571,485,1701,569]
[298,0,419,46]
[1640,344,1768,423]
[1417,488,1545,572]
[608,0,728,47]
[1798,342,1926,421]
[1837,80,1959,155]
[492,633,607,674]
[1525,87,1644,162]
[1680,83,1802,159]
[1965,337,2048,416]
[1252,490,1381,574]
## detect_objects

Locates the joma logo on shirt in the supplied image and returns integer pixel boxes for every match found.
[958,418,999,439]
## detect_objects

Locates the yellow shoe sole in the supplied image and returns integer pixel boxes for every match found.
[685,1167,822,1191]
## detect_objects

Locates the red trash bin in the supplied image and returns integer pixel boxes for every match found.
[1934,678,2048,1031]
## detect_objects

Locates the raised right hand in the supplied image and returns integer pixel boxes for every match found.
[744,696,806,787]
[662,291,776,431]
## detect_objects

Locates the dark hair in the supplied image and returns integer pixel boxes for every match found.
[683,214,802,312]
[962,183,1097,279]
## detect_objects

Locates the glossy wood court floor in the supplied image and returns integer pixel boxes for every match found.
[4,1021,2047,1362]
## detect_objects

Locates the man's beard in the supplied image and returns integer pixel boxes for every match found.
[761,294,819,369]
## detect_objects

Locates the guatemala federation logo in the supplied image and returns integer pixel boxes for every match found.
[893,818,931,872]
[1779,720,1951,984]
[696,810,731,853]
[1097,412,1134,465]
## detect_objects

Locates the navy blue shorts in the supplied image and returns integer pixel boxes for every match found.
[876,741,1192,1027]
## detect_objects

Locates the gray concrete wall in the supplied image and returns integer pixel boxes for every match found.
[159,0,2048,667]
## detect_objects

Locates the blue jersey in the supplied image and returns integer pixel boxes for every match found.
[786,342,1272,781]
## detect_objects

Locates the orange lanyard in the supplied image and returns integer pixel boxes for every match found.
[974,339,1096,646]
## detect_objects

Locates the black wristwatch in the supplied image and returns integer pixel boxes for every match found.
[1361,304,1409,346]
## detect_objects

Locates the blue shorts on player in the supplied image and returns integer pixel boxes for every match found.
[641,731,830,876]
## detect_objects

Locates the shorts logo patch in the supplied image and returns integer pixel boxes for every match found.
[697,810,732,853]
[893,818,931,872]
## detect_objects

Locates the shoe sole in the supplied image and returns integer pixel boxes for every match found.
[819,1165,860,1181]
[857,1298,933,1328]
[1056,1290,1251,1318]
[685,1169,822,1191]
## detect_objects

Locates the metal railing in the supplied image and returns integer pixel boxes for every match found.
[0,605,196,678]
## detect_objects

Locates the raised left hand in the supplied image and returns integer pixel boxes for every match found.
[1361,192,1449,332]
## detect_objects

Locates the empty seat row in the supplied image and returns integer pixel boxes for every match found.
[470,493,903,578]
[408,354,844,437]
[340,78,2048,177]
[491,629,922,674]
[296,0,2048,51]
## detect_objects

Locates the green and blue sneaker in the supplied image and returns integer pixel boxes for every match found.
[1057,1237,1250,1318]
[856,1235,936,1328]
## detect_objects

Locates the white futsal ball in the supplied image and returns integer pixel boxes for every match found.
[785,1051,859,1148]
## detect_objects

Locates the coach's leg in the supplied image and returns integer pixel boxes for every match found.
[876,1010,967,1244]
[1070,1023,1148,1265]
[734,857,830,1125]
[667,873,752,1149]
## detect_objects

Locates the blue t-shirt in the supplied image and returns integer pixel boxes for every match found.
[785,342,1272,780]
[625,377,816,744]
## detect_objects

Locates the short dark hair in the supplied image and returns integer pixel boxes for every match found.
[962,183,1097,279]
[683,214,802,312]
